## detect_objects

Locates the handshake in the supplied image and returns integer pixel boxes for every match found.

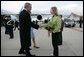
[39,24,52,37]
[39,24,52,31]
[39,24,44,28]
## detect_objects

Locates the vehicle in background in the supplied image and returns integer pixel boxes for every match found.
[64,19,76,27]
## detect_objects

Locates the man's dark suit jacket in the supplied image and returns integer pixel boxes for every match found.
[19,10,39,47]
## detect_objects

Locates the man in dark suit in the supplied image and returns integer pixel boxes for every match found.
[19,3,39,56]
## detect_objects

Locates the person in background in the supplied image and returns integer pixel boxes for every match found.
[14,20,19,31]
[4,16,11,35]
[58,14,64,45]
[7,19,14,39]
[79,16,83,28]
[31,27,39,48]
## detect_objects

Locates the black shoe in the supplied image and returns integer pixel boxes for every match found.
[26,54,35,56]
[29,48,31,50]
[9,37,13,39]
[34,46,40,49]
[18,51,26,54]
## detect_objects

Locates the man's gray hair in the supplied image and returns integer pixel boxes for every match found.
[24,2,31,8]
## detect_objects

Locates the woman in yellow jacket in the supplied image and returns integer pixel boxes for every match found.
[42,7,62,56]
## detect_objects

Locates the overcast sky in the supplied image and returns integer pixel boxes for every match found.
[1,1,83,15]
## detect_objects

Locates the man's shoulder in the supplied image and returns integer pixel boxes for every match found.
[20,10,30,15]
[20,10,26,14]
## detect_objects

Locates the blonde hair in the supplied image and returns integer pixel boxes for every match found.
[51,7,58,16]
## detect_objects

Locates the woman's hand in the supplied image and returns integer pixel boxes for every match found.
[39,24,44,28]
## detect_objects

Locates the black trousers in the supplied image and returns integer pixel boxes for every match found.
[80,23,82,28]
[5,25,9,34]
[19,36,30,55]
[8,26,14,38]
[52,32,60,56]
[19,42,30,55]
[59,31,63,45]
[19,29,31,55]
[14,26,19,30]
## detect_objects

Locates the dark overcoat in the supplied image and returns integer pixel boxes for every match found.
[19,10,39,47]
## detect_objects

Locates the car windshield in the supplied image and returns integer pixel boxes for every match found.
[64,19,73,22]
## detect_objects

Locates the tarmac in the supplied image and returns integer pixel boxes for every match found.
[1,26,83,56]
